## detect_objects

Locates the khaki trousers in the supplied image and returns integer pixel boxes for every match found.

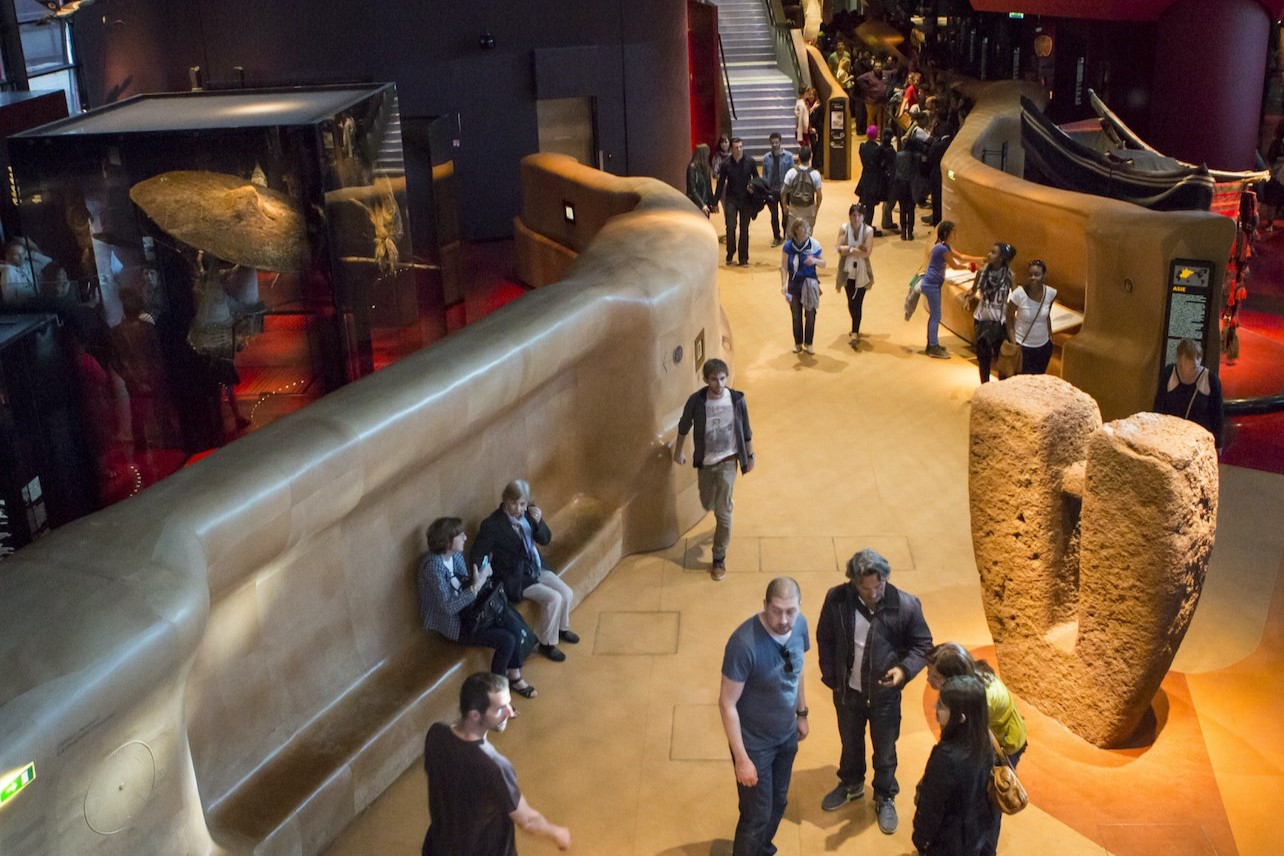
[698,458,738,561]
[523,570,574,646]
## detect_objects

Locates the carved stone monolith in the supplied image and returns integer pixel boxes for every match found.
[969,375,1218,747]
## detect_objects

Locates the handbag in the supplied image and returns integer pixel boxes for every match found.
[996,339,1022,379]
[459,582,508,637]
[903,269,924,321]
[988,732,1029,815]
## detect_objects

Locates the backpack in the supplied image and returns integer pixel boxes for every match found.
[788,168,818,207]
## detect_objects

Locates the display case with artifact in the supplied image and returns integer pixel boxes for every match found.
[6,83,433,511]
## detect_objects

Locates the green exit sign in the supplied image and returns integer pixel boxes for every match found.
[0,763,35,808]
[1009,12,1025,18]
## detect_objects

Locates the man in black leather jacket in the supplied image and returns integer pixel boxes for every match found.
[816,548,933,835]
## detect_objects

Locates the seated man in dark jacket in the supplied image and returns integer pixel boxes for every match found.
[471,479,579,662]
[816,548,934,835]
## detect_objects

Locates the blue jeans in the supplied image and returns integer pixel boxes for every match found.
[922,285,942,347]
[733,736,799,856]
[833,688,902,800]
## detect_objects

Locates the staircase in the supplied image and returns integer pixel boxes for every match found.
[373,93,406,179]
[713,0,799,161]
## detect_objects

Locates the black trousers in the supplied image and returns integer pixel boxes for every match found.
[724,199,751,263]
[844,280,868,334]
[765,197,787,241]
[893,180,914,237]
[788,278,816,345]
[1020,339,1054,374]
[974,319,1005,383]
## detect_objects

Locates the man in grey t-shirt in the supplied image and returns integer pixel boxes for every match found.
[673,358,755,581]
[719,577,810,855]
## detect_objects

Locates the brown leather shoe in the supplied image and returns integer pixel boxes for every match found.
[711,559,727,581]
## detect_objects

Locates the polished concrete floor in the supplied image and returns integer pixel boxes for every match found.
[325,178,1284,856]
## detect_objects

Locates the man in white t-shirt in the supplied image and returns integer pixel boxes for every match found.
[672,358,756,581]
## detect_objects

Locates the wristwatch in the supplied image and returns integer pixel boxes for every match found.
[796,708,809,718]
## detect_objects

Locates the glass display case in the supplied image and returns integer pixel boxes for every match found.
[0,313,97,558]
[4,84,437,508]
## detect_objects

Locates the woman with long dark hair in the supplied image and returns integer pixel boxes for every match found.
[687,143,717,218]
[966,242,1015,383]
[912,674,998,855]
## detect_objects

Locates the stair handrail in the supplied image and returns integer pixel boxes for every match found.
[765,0,808,91]
[718,33,738,120]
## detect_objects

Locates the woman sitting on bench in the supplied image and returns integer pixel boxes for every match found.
[418,517,537,698]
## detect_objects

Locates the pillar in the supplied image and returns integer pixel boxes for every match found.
[1150,0,1271,171]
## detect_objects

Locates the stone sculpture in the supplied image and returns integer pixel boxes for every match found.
[969,375,1219,747]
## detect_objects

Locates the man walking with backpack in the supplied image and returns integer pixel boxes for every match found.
[782,146,823,237]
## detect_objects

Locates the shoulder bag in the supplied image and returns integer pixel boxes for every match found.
[988,731,1029,815]
[903,266,925,321]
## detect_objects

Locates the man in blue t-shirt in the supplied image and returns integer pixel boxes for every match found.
[719,577,810,855]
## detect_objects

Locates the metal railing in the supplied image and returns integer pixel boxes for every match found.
[765,0,807,90]
[1225,394,1284,416]
[718,33,737,120]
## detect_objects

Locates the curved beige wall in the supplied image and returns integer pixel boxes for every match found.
[941,81,1235,420]
[0,153,724,855]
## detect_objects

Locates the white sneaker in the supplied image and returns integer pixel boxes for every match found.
[793,344,802,354]
[804,344,815,354]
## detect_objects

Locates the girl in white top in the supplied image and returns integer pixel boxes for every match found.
[835,204,874,344]
[1005,258,1058,374]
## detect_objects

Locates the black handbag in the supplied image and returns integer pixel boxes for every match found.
[460,582,508,636]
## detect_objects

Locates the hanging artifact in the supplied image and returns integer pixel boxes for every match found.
[129,170,306,273]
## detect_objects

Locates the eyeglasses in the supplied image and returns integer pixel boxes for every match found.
[779,645,794,675]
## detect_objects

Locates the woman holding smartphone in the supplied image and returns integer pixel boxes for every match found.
[418,516,537,697]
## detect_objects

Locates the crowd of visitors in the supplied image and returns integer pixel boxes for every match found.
[419,14,1229,854]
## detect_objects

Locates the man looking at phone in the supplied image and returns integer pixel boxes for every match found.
[815,549,933,834]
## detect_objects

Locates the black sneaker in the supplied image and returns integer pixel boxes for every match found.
[538,643,566,662]
[559,629,580,644]
[876,798,898,834]
[821,782,864,811]
[927,345,951,359]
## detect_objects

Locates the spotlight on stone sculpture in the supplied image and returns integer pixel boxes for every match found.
[968,375,1218,747]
